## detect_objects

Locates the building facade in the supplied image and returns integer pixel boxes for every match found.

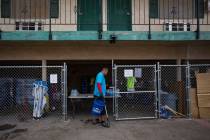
[0,0,210,120]
[0,0,210,87]
[0,0,210,61]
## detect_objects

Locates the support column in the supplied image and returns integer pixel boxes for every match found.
[102,0,107,31]
[42,60,47,81]
[176,59,185,114]
[177,59,182,81]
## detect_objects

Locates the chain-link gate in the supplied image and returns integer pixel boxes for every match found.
[158,65,190,118]
[114,65,157,120]
[0,64,67,121]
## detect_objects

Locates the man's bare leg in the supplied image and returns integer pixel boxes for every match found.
[101,115,107,122]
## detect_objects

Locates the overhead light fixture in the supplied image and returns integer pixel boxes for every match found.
[110,34,117,44]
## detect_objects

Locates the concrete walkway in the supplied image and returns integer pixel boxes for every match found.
[0,118,210,140]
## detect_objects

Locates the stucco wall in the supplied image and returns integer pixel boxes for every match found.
[0,41,210,60]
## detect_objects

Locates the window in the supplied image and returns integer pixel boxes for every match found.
[15,22,43,31]
[149,0,205,19]
[1,0,11,18]
[159,0,193,19]
[2,0,59,19]
[165,22,191,31]
[11,0,49,19]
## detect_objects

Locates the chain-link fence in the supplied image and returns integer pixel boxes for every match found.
[158,65,189,118]
[114,65,157,120]
[0,65,67,122]
[1,63,210,121]
[113,63,210,120]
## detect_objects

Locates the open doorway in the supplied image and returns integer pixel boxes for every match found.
[48,60,113,119]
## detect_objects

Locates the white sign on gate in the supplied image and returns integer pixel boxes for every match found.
[50,74,58,83]
[124,69,133,77]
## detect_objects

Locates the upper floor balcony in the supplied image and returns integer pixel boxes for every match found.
[0,0,210,41]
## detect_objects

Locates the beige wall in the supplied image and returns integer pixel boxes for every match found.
[0,41,210,60]
[0,0,210,31]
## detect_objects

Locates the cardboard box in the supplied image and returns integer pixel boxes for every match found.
[189,88,199,118]
[199,107,210,119]
[196,73,210,94]
[197,94,210,107]
[190,88,198,104]
[169,81,185,114]
[191,107,199,118]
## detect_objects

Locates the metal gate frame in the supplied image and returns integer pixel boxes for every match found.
[62,63,68,121]
[113,65,158,120]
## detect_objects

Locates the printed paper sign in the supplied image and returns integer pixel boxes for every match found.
[135,68,142,78]
[50,74,58,83]
[124,69,133,77]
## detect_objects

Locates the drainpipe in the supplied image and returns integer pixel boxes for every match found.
[196,0,200,40]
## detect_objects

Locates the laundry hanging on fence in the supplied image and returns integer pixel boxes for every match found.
[127,77,136,92]
[32,80,48,119]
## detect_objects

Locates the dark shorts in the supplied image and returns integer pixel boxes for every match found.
[93,96,105,116]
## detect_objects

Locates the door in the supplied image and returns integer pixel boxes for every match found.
[108,0,132,31]
[77,0,101,31]
[114,65,157,120]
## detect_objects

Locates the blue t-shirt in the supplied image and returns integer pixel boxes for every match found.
[94,72,106,97]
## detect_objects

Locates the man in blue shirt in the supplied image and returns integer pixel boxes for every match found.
[92,67,108,125]
[94,68,108,97]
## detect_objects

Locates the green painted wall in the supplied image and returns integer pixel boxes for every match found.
[1,31,210,41]
[2,31,49,40]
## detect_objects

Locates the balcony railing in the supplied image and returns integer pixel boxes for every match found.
[0,0,210,39]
